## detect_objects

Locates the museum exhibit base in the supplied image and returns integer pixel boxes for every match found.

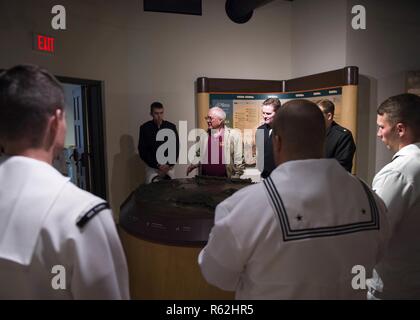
[119,229,234,299]
[119,176,253,299]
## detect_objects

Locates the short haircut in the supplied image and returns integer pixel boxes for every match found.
[316,99,335,115]
[377,93,420,138]
[209,106,226,121]
[150,101,163,113]
[262,98,281,112]
[273,99,325,158]
[0,65,64,147]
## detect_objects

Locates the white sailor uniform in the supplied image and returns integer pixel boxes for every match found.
[0,156,129,299]
[369,143,420,299]
[199,159,389,299]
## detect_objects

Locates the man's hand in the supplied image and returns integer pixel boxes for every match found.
[187,164,199,176]
[158,164,171,176]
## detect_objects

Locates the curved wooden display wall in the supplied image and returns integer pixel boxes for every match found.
[197,66,359,173]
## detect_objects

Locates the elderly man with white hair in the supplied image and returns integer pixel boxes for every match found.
[187,106,245,178]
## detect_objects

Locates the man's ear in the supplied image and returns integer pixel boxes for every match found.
[272,133,282,166]
[396,122,406,137]
[51,109,64,131]
[273,133,282,153]
[46,109,63,147]
[44,117,56,149]
[327,112,333,122]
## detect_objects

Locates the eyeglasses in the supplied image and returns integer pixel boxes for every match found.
[204,116,217,121]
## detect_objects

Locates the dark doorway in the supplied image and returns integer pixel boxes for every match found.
[57,76,107,201]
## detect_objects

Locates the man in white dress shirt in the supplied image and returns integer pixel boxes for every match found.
[199,99,389,299]
[0,65,129,299]
[368,93,420,299]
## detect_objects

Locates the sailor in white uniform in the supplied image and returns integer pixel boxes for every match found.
[0,65,129,299]
[368,93,420,299]
[199,99,390,299]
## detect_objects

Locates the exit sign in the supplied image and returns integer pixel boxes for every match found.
[33,33,55,53]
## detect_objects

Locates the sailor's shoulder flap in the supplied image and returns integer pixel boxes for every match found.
[76,202,110,228]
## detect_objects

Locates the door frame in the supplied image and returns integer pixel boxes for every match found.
[57,76,108,201]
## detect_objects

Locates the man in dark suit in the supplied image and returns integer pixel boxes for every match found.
[316,99,356,172]
[256,98,281,178]
[138,102,179,183]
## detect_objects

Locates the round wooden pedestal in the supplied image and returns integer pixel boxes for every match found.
[120,229,234,300]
